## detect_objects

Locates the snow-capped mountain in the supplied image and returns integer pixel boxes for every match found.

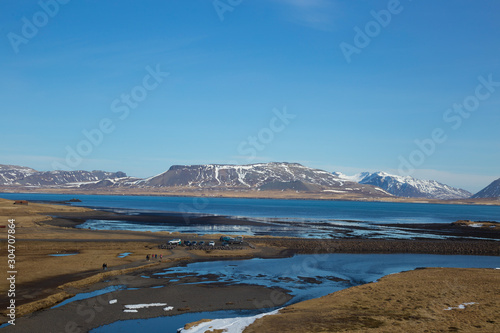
[334,171,472,200]
[18,170,128,186]
[0,164,127,186]
[0,164,38,185]
[472,178,500,198]
[139,162,391,196]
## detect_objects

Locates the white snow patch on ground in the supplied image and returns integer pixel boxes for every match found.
[123,309,138,313]
[444,302,477,311]
[109,299,117,304]
[124,303,167,309]
[163,306,174,311]
[469,223,484,228]
[178,309,281,333]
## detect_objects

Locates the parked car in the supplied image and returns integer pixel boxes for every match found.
[229,236,243,244]
[191,241,197,245]
[199,241,205,245]
[208,241,215,246]
[219,235,244,244]
[184,240,191,246]
[168,239,181,245]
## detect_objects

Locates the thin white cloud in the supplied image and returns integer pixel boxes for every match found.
[273,0,338,31]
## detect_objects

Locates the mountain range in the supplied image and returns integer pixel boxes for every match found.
[0,164,127,187]
[0,163,498,199]
[334,171,472,200]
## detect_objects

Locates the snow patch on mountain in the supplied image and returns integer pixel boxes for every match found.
[0,164,38,185]
[332,172,370,184]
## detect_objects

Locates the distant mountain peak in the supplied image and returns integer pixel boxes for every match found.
[0,164,127,187]
[141,162,389,197]
[472,178,500,198]
[0,164,38,185]
[335,171,472,200]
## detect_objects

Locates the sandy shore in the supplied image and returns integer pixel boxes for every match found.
[0,197,499,331]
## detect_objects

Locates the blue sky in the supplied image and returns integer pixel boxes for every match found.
[1,0,499,192]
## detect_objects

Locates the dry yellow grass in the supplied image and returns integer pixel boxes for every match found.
[244,267,500,332]
[0,199,167,290]
[453,220,500,230]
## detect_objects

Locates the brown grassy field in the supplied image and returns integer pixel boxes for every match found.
[244,267,500,332]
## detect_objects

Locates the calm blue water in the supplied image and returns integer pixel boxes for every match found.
[153,253,500,303]
[52,285,127,309]
[1,192,499,224]
[92,310,260,333]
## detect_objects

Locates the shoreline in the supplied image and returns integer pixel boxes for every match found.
[1,198,499,331]
[47,208,500,245]
[1,188,500,206]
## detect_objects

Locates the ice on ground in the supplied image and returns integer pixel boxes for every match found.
[124,303,167,309]
[163,306,174,311]
[444,302,477,310]
[469,223,484,228]
[109,299,117,304]
[123,309,138,313]
[179,308,281,333]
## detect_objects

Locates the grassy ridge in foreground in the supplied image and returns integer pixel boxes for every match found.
[244,267,500,332]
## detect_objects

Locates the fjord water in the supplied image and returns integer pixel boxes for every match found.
[1,192,499,224]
